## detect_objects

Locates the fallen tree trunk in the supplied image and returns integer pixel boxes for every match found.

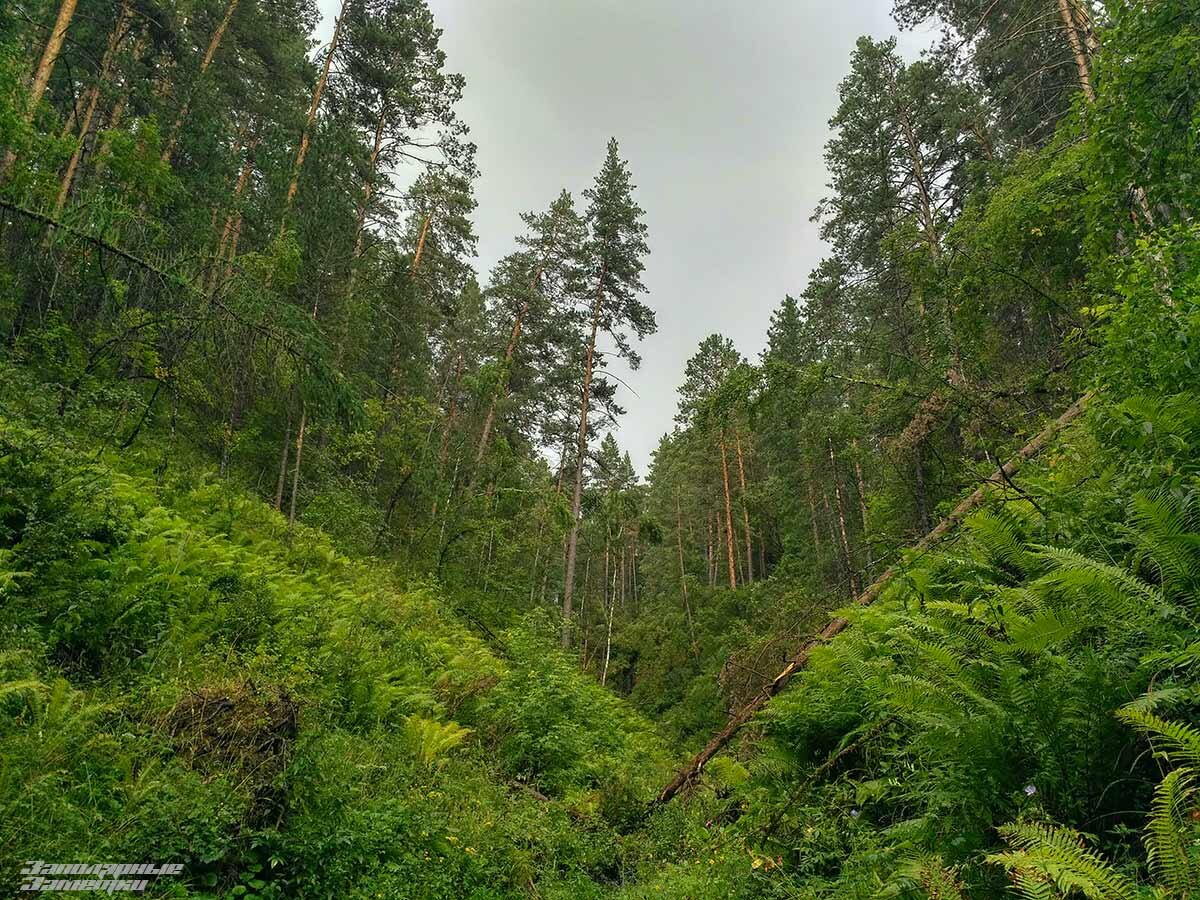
[651,391,1093,807]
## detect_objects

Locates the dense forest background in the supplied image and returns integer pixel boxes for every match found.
[2,0,1200,896]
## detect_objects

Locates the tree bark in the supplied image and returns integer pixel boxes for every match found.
[274,413,291,510]
[1057,0,1096,102]
[914,450,930,532]
[429,350,464,518]
[651,392,1092,807]
[27,0,80,118]
[411,213,431,273]
[161,0,241,163]
[51,0,132,217]
[821,489,838,559]
[852,438,873,577]
[472,267,544,471]
[676,487,697,651]
[334,111,388,368]
[806,478,823,556]
[734,428,753,583]
[437,352,464,469]
[562,281,604,647]
[208,137,258,293]
[280,0,348,225]
[1054,0,1152,226]
[719,431,737,590]
[700,511,710,588]
[601,566,615,687]
[285,291,323,528]
[352,113,387,267]
[287,405,307,528]
[88,29,149,178]
[829,437,860,595]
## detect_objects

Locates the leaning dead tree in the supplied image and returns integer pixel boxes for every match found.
[652,391,1093,807]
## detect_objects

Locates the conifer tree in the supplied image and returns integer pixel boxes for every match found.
[561,138,653,647]
[472,190,586,474]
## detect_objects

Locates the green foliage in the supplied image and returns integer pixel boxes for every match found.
[404,715,471,767]
[477,617,669,808]
[2,0,1200,896]
[988,823,1141,900]
[0,416,668,894]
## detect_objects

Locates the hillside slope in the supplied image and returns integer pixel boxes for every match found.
[0,372,674,898]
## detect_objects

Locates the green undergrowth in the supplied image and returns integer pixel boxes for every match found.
[612,391,1200,898]
[0,385,673,897]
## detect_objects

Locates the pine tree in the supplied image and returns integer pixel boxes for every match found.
[472,190,586,475]
[561,138,653,647]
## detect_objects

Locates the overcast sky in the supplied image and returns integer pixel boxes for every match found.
[316,1,929,474]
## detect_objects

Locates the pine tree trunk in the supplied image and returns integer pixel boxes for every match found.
[914,450,930,532]
[620,543,626,610]
[806,479,822,556]
[334,111,388,368]
[26,0,80,119]
[719,432,737,590]
[601,572,615,687]
[429,351,463,518]
[1057,0,1096,102]
[821,489,838,558]
[411,213,431,273]
[734,428,753,583]
[631,541,639,615]
[676,487,697,651]
[88,31,148,177]
[891,79,963,375]
[852,438,873,577]
[287,406,307,528]
[651,392,1092,807]
[221,212,244,283]
[829,438,860,595]
[274,413,291,511]
[474,299,528,464]
[473,267,543,471]
[208,137,258,293]
[162,0,241,163]
[51,1,131,217]
[700,511,710,588]
[437,352,464,469]
[580,548,593,662]
[284,292,325,528]
[351,114,387,266]
[1054,0,1152,225]
[562,283,604,647]
[280,0,348,225]
[528,522,544,603]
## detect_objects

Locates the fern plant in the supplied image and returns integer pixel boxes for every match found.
[988,706,1200,899]
[403,715,471,767]
[987,822,1142,900]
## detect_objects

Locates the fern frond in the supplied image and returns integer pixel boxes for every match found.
[891,854,967,900]
[1033,545,1165,620]
[1141,641,1200,673]
[1120,394,1200,447]
[966,508,1037,578]
[1120,685,1200,714]
[988,822,1139,900]
[1145,766,1200,895]
[403,716,471,767]
[1127,492,1200,605]
[1001,607,1092,654]
[1117,707,1200,766]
